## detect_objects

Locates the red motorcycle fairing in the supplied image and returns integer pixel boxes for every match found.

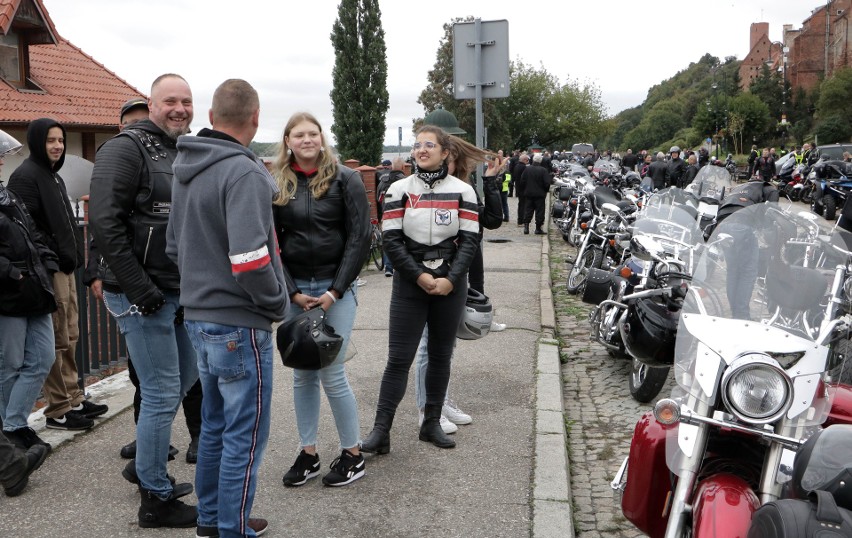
[825,383,852,428]
[621,411,671,538]
[692,473,760,538]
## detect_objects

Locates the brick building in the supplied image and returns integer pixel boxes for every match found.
[739,22,784,91]
[787,0,852,91]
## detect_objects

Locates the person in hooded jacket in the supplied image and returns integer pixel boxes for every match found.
[0,129,59,453]
[7,119,108,434]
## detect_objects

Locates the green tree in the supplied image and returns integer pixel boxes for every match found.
[749,63,784,126]
[817,67,852,120]
[727,92,771,148]
[814,116,852,144]
[330,0,389,164]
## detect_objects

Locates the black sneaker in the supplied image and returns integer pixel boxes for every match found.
[186,436,198,464]
[72,400,109,419]
[46,411,94,431]
[120,440,178,461]
[322,449,365,487]
[282,450,320,487]
[5,427,51,453]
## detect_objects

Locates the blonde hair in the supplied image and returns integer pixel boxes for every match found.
[272,112,337,206]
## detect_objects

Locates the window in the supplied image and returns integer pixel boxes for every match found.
[0,30,22,84]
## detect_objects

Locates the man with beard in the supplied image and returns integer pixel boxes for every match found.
[89,74,198,529]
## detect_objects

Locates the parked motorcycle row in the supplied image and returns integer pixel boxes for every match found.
[551,159,852,536]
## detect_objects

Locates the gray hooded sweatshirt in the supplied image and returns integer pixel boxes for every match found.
[166,129,288,331]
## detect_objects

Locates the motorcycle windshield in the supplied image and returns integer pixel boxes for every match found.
[632,188,703,270]
[673,202,840,429]
[683,165,737,203]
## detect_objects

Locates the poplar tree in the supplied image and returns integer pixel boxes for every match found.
[330,0,389,165]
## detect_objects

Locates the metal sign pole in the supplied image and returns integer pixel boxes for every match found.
[474,18,485,190]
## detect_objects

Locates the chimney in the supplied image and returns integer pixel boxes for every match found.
[750,22,769,50]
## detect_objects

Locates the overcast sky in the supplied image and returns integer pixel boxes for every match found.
[42,0,819,147]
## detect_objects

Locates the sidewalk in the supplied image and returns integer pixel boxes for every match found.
[1,202,574,538]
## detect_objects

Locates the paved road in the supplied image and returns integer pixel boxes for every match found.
[1,202,571,538]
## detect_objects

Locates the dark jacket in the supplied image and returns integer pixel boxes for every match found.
[621,153,639,171]
[376,169,405,220]
[7,118,83,274]
[683,164,700,186]
[648,159,668,190]
[521,163,551,198]
[755,156,776,181]
[88,119,181,305]
[273,165,370,298]
[479,175,504,231]
[716,178,779,225]
[513,162,528,195]
[665,157,687,187]
[0,184,58,316]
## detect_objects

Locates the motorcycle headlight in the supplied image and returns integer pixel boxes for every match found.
[721,354,793,424]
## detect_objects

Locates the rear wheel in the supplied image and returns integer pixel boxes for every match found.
[629,358,670,403]
[823,195,837,221]
[566,247,601,294]
[370,226,384,270]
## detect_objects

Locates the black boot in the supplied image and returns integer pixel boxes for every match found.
[138,487,197,528]
[523,224,529,235]
[419,404,456,449]
[534,226,545,235]
[360,411,393,455]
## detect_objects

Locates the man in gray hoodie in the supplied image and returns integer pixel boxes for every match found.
[166,79,287,538]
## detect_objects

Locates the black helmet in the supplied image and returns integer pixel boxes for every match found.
[457,288,493,340]
[793,425,852,510]
[276,307,343,370]
[620,298,679,366]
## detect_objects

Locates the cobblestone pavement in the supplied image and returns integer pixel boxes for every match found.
[550,225,673,538]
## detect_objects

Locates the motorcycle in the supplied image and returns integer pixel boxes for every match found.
[565,187,635,294]
[584,189,702,402]
[682,164,737,239]
[811,160,852,221]
[612,203,852,537]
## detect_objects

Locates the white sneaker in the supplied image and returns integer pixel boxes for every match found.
[418,410,459,434]
[490,321,506,332]
[442,400,472,425]
[356,277,367,287]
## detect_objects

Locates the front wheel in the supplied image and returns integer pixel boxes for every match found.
[566,247,601,294]
[629,358,670,403]
[370,226,384,270]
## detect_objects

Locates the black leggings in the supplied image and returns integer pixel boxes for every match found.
[376,274,467,415]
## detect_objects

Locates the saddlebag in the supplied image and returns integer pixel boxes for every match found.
[581,268,613,305]
[551,200,565,219]
[558,185,574,201]
[748,490,852,537]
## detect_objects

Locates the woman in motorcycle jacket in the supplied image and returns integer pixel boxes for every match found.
[272,112,371,487]
[361,125,480,453]
[0,130,59,444]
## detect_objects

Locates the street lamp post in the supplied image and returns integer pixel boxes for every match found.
[712,82,719,159]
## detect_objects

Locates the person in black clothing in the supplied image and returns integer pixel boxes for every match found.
[8,119,108,433]
[507,150,519,197]
[376,158,406,276]
[747,145,758,176]
[0,130,58,453]
[513,154,529,226]
[647,152,668,190]
[753,148,776,181]
[621,148,638,172]
[521,153,551,235]
[665,146,687,188]
[698,147,710,168]
[682,154,700,186]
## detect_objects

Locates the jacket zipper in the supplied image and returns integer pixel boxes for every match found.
[143,226,153,265]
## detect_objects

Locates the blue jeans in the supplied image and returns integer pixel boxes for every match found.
[414,326,453,410]
[185,321,273,538]
[289,277,359,450]
[383,251,393,273]
[0,314,55,431]
[103,291,198,497]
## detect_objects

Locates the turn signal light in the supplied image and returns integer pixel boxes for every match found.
[581,223,588,230]
[609,239,616,247]
[620,267,633,278]
[653,398,681,425]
